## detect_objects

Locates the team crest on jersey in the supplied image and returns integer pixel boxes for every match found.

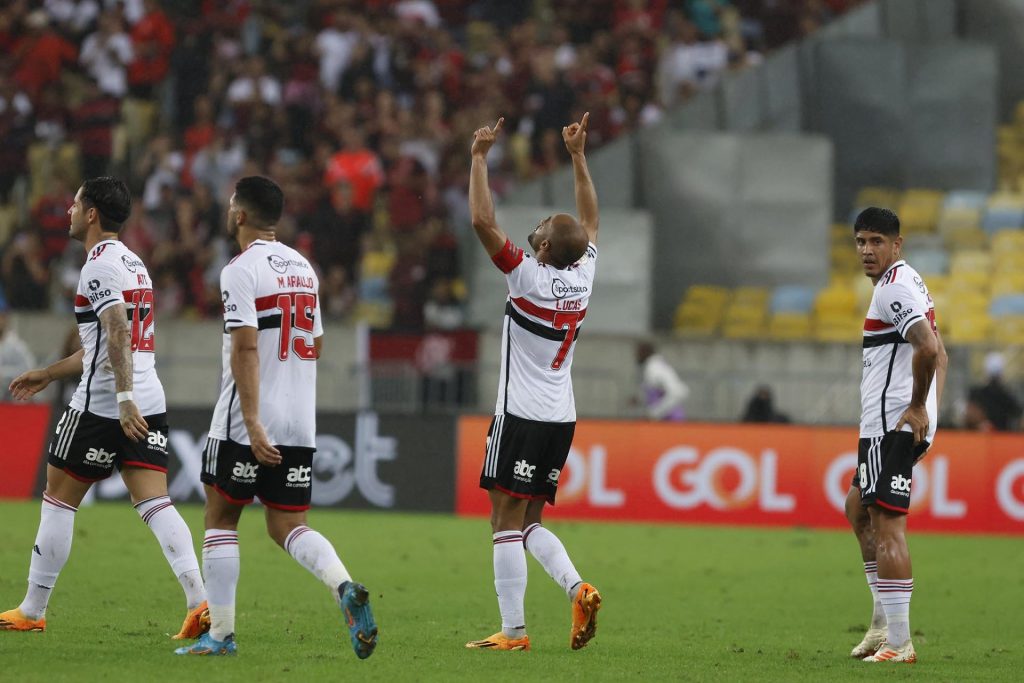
[89,244,109,260]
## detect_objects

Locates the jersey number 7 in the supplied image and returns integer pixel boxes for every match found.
[275,292,318,361]
[551,312,581,370]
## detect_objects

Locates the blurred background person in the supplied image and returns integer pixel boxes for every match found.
[635,340,689,421]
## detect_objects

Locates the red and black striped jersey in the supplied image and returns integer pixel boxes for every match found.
[71,239,165,418]
[208,240,322,448]
[490,239,597,423]
[860,260,938,442]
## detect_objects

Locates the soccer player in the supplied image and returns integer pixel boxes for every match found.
[174,176,377,658]
[844,207,947,663]
[2,176,208,639]
[464,114,602,652]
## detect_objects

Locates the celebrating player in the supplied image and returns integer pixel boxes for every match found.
[464,114,602,652]
[174,176,377,658]
[844,207,947,663]
[2,176,208,640]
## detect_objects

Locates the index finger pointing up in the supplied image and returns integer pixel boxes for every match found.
[580,111,589,131]
[494,117,505,133]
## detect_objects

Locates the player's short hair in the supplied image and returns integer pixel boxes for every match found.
[235,176,284,227]
[550,240,587,269]
[854,207,900,236]
[81,176,131,231]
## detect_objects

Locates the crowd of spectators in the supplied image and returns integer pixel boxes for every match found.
[0,0,865,330]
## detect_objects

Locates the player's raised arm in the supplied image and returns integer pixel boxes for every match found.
[99,303,148,442]
[469,117,509,256]
[563,112,599,245]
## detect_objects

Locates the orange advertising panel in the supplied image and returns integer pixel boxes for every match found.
[0,403,51,499]
[455,417,1024,535]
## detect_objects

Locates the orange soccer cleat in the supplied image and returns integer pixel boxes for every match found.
[0,608,46,632]
[172,601,210,640]
[866,640,917,663]
[570,583,601,650]
[465,632,531,651]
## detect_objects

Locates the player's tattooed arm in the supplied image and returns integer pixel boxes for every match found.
[100,302,148,442]
[894,318,939,444]
[469,117,509,256]
[8,349,85,400]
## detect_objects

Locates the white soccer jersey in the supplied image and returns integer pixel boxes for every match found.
[70,239,165,418]
[208,240,322,448]
[490,238,597,423]
[860,260,938,442]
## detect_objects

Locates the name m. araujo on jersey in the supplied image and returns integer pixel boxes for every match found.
[208,239,322,448]
[71,239,165,417]
[860,259,938,444]
[490,238,598,423]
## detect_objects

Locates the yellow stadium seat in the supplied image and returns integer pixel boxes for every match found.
[987,192,1024,210]
[814,315,862,343]
[993,272,1024,296]
[938,207,982,237]
[948,314,992,345]
[951,249,992,274]
[992,316,1024,345]
[992,229,1024,253]
[944,226,988,251]
[814,287,858,318]
[767,313,812,341]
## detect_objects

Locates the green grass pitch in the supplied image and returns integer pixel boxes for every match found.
[1,501,1021,681]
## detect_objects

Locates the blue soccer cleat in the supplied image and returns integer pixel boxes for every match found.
[174,631,237,656]
[339,581,378,660]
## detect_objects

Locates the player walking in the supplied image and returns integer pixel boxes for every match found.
[2,176,208,640]
[464,114,602,652]
[175,176,377,659]
[844,207,947,663]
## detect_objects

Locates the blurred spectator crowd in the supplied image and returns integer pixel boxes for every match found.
[0,0,865,330]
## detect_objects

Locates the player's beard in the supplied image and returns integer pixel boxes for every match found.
[527,231,537,253]
[227,216,239,238]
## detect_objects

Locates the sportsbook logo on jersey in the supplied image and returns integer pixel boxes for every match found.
[121,255,144,272]
[551,278,588,299]
[267,255,309,274]
[221,291,237,312]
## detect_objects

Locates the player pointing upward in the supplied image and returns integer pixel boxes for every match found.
[464,114,602,652]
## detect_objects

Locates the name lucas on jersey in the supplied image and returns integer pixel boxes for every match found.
[556,299,583,311]
[277,275,314,289]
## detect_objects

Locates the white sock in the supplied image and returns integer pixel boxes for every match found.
[203,529,239,641]
[863,561,885,629]
[492,531,527,638]
[523,523,583,601]
[19,493,77,620]
[135,496,206,609]
[877,578,913,647]
[284,525,351,594]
